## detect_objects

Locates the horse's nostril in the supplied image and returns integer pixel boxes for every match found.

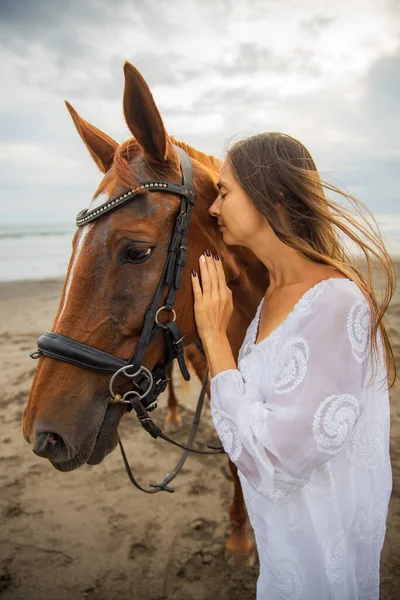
[33,431,71,462]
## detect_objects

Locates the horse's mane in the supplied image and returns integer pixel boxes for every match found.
[112,135,221,189]
[169,135,222,172]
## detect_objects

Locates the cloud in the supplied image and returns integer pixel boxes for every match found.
[0,0,399,224]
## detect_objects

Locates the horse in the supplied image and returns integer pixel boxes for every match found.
[22,61,269,560]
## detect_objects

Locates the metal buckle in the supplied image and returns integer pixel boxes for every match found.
[176,211,187,231]
[173,336,184,347]
[187,191,196,205]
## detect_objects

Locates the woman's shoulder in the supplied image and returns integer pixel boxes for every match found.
[308,267,367,301]
[323,276,368,307]
[289,275,369,332]
[288,275,363,316]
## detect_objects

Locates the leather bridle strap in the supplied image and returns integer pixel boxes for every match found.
[29,143,225,489]
[31,144,196,403]
[128,144,195,374]
[118,367,224,494]
[32,332,128,373]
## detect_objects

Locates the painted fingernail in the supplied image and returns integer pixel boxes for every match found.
[191,270,197,277]
[214,254,220,260]
[205,248,211,257]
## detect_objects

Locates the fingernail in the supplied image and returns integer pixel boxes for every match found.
[214,254,220,260]
[191,270,197,277]
[200,255,206,263]
[205,248,211,257]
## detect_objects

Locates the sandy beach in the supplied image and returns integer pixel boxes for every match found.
[0,263,399,600]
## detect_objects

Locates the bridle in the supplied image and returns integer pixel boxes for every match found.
[30,144,225,493]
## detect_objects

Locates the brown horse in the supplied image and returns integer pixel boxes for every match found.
[22,61,269,558]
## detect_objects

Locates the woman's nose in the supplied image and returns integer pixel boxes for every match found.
[208,201,219,218]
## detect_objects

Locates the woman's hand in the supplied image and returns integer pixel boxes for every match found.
[191,249,233,343]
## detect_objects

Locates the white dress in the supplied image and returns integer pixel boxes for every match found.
[210,278,392,600]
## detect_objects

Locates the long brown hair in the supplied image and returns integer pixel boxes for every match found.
[227,132,397,390]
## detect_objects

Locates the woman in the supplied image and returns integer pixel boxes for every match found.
[190,132,396,599]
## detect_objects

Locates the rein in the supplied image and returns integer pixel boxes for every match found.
[30,144,225,493]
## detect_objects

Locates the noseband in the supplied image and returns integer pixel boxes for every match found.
[30,144,224,493]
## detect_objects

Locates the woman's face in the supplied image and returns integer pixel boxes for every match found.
[209,158,269,247]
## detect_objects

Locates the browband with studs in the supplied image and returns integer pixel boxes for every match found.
[76,181,195,227]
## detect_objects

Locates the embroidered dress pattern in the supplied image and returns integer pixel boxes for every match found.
[209,278,391,599]
[324,529,347,583]
[211,408,242,463]
[285,500,301,531]
[255,467,308,504]
[354,498,388,545]
[313,394,360,454]
[359,567,380,600]
[347,299,370,363]
[273,337,310,395]
[267,551,305,600]
[296,279,329,309]
[307,461,337,499]
[345,416,385,469]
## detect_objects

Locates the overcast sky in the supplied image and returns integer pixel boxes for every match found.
[1,0,399,225]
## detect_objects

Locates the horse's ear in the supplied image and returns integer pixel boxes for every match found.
[65,101,119,173]
[123,62,168,163]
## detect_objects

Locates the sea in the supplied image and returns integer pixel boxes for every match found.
[0,216,399,283]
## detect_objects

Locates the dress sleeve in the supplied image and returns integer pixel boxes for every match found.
[209,283,371,501]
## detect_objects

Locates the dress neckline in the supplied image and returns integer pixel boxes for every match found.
[252,276,355,348]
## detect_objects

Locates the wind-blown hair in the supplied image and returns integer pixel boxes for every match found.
[227,132,396,390]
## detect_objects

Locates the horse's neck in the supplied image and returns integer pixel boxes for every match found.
[169,136,222,172]
[228,248,269,315]
[171,136,269,329]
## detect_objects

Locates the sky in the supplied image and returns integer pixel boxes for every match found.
[1,0,399,225]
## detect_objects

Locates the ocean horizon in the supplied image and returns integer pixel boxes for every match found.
[0,216,399,283]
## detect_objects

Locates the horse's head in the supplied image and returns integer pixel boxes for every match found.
[22,62,224,471]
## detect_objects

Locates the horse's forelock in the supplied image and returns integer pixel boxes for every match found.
[111,138,142,189]
[111,136,221,191]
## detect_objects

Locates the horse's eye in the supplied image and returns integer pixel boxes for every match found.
[125,247,153,263]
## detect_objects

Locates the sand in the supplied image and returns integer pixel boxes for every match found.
[0,263,399,600]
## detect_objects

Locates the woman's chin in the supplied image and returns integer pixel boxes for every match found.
[220,227,233,243]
